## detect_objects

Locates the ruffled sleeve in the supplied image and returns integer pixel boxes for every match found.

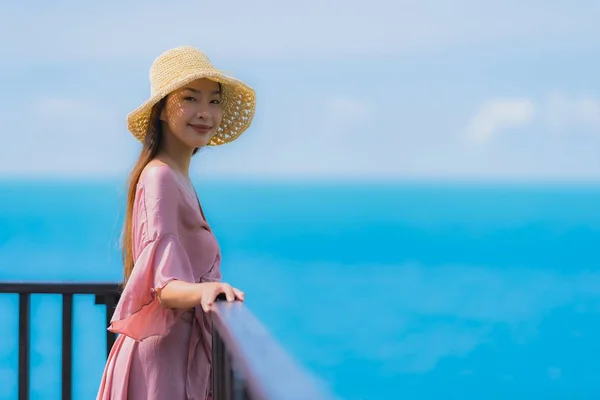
[108,165,195,341]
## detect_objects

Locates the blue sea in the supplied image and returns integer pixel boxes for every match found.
[1,179,599,399]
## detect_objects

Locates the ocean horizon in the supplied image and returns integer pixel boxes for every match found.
[1,179,599,399]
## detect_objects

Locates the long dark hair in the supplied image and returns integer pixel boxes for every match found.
[120,97,200,285]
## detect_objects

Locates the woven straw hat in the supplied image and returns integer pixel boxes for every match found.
[127,46,256,146]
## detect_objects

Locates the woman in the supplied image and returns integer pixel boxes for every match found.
[96,46,256,400]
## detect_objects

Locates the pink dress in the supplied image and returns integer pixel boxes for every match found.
[96,164,222,400]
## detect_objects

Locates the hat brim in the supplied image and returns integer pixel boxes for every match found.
[126,70,256,146]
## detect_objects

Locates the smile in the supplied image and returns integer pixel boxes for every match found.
[189,124,212,134]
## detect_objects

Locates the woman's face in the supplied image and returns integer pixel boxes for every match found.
[160,78,223,149]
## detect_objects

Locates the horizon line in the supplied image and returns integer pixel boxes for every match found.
[1,174,599,186]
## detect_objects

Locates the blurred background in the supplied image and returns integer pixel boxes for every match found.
[1,1,600,399]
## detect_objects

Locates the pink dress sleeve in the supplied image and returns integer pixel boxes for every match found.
[108,166,196,342]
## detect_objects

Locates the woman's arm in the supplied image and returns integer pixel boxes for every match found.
[157,280,245,312]
[156,280,203,309]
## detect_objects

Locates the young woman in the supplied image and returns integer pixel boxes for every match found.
[96,46,256,400]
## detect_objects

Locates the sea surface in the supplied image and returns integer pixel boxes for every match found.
[1,179,599,400]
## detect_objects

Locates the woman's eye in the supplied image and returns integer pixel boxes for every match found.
[184,96,196,102]
[210,99,222,104]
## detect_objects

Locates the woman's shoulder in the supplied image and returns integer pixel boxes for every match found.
[137,161,187,205]
[139,160,178,187]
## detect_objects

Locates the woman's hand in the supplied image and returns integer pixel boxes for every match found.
[198,282,245,312]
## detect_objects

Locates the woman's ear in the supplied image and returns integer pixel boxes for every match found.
[159,95,169,122]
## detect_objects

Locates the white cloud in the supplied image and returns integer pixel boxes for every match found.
[0,0,599,64]
[5,91,598,181]
[466,93,600,144]
[1,2,599,181]
[465,98,535,143]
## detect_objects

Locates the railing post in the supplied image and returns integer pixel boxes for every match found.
[61,294,73,400]
[212,328,225,399]
[211,301,335,400]
[18,293,30,400]
[105,294,117,357]
[95,292,120,357]
[3,282,333,400]
[2,282,122,400]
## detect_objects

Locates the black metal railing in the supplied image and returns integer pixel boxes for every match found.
[0,282,333,400]
[0,282,121,400]
[211,300,333,400]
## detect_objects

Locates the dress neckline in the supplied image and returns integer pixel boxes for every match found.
[140,164,211,228]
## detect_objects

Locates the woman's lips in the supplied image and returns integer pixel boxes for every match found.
[189,124,212,134]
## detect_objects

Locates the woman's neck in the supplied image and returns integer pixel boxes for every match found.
[157,152,189,175]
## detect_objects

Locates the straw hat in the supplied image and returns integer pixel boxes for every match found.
[126,46,256,146]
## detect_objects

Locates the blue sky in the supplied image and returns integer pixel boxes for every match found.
[1,0,599,181]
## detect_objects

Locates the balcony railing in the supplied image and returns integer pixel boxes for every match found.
[0,282,333,400]
[0,282,121,400]
[211,299,333,400]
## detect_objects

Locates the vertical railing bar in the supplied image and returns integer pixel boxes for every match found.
[18,293,30,400]
[220,331,227,399]
[62,294,73,400]
[216,329,222,400]
[7,284,124,400]
[104,295,116,358]
[9,284,339,400]
[224,349,232,400]
[243,385,252,400]
[212,327,218,399]
[213,328,225,400]
[232,367,246,400]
